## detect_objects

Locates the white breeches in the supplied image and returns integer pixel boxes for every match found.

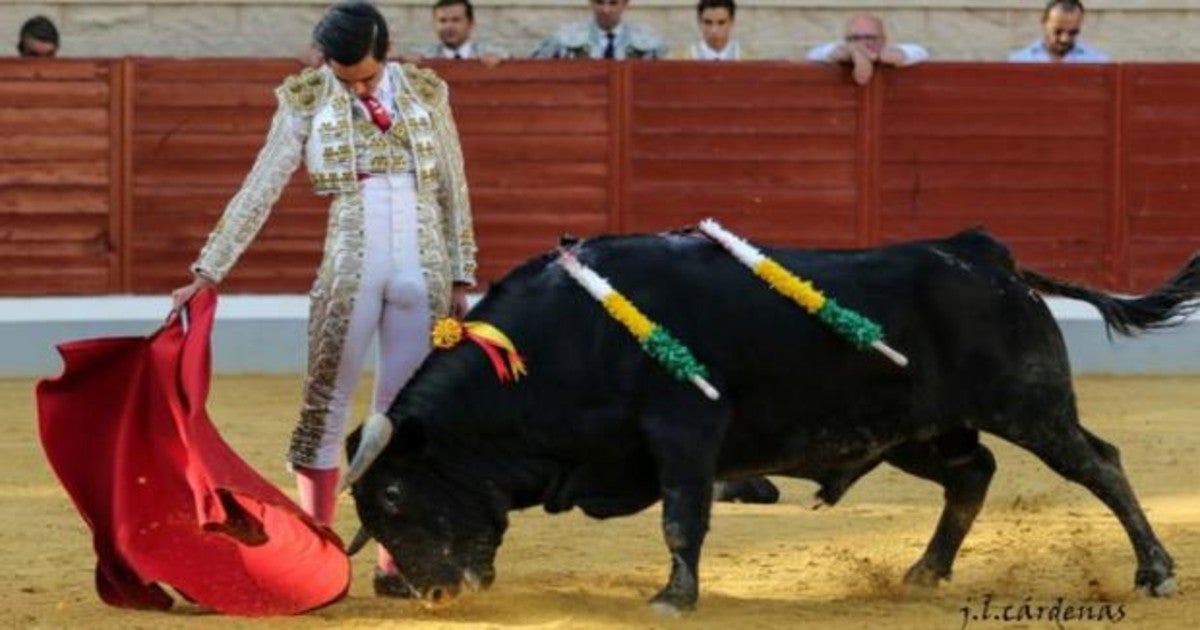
[307,174,431,469]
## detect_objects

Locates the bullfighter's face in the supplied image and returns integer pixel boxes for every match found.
[352,461,503,605]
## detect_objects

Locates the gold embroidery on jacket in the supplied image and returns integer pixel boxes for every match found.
[287,192,366,467]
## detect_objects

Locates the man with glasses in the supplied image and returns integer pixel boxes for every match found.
[1009,0,1108,63]
[806,12,928,85]
[532,0,668,59]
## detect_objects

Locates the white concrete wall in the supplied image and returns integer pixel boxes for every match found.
[3,295,1198,375]
[3,0,1200,61]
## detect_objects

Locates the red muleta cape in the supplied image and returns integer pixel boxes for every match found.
[35,288,350,615]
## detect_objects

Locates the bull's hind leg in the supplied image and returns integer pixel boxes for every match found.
[639,392,730,616]
[885,430,996,588]
[997,418,1176,596]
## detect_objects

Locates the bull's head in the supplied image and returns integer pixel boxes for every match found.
[344,413,505,605]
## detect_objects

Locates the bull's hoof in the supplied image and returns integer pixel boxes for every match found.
[1136,574,1177,598]
[648,588,696,617]
[373,569,414,598]
[649,599,686,618]
[714,478,780,504]
[902,562,947,589]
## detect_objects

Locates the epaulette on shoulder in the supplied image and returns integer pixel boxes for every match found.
[278,67,326,112]
[403,63,448,106]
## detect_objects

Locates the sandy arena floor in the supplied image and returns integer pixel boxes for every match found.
[1,374,1196,629]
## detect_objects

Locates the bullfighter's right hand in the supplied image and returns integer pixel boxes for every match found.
[171,275,216,311]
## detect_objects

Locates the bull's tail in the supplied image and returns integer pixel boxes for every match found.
[1018,255,1200,337]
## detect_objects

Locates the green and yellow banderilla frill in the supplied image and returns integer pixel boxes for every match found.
[556,249,720,400]
[698,219,908,367]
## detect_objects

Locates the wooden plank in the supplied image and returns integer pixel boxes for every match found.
[883,107,1110,137]
[429,60,612,83]
[632,81,856,109]
[631,160,855,186]
[882,136,1109,164]
[0,213,109,241]
[135,107,274,133]
[0,161,108,187]
[469,162,607,188]
[0,60,109,81]
[630,62,847,86]
[453,106,608,134]
[448,82,609,106]
[629,134,855,162]
[1127,190,1200,214]
[633,107,857,135]
[627,187,857,215]
[1127,106,1200,132]
[0,108,109,134]
[0,189,109,215]
[884,80,1110,106]
[878,213,1106,237]
[463,134,609,163]
[1129,214,1200,237]
[0,135,110,162]
[880,189,1107,216]
[471,187,608,214]
[0,81,109,107]
[880,163,1109,191]
[134,82,279,108]
[134,59,302,83]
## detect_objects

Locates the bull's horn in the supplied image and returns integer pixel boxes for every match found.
[346,527,371,556]
[338,412,394,494]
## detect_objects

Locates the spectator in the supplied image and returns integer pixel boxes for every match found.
[1009,0,1108,63]
[532,0,667,60]
[413,0,509,66]
[806,13,928,85]
[17,15,59,58]
[686,0,744,60]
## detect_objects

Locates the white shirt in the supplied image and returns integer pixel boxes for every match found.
[690,40,742,61]
[592,23,626,59]
[1008,38,1109,63]
[440,41,476,59]
[806,41,929,66]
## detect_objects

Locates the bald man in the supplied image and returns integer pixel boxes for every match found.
[806,13,928,85]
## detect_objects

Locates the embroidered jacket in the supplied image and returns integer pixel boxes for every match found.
[191,62,477,295]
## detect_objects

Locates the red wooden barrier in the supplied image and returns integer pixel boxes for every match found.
[0,60,121,295]
[1,59,1198,296]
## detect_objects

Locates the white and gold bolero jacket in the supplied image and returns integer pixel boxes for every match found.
[190,62,478,319]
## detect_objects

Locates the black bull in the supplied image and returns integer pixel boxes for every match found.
[347,229,1198,613]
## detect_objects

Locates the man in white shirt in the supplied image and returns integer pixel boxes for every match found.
[806,13,929,85]
[414,0,509,65]
[532,0,668,60]
[687,0,744,61]
[1009,0,1108,63]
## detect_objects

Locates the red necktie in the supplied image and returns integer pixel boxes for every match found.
[359,94,392,132]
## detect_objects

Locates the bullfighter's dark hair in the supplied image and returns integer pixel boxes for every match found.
[312,1,389,65]
[17,15,59,55]
[696,0,736,18]
[433,0,475,22]
[1043,0,1086,21]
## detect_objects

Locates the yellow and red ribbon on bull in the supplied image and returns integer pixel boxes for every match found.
[431,318,527,384]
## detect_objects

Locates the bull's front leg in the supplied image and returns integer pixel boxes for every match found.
[650,482,712,615]
[640,392,728,616]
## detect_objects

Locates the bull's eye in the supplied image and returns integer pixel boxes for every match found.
[382,484,404,515]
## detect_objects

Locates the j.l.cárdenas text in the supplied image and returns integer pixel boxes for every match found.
[960,594,1126,630]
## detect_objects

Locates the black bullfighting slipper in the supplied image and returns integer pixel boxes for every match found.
[372,568,415,598]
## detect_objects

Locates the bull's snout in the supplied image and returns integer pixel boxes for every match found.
[420,583,461,609]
